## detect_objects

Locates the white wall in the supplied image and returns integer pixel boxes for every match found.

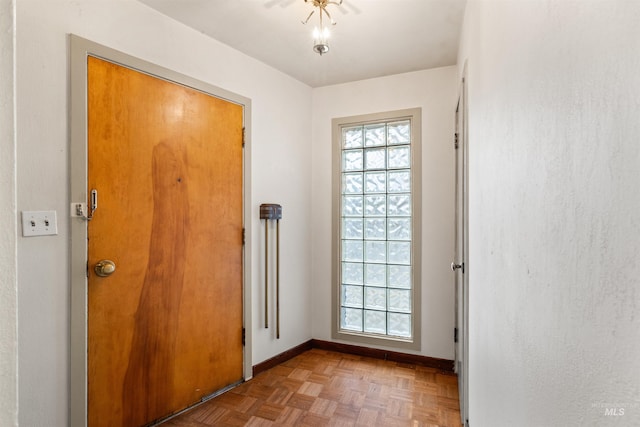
[0,0,18,426]
[311,67,458,360]
[458,1,640,425]
[16,1,312,425]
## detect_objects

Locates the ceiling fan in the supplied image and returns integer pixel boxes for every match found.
[302,0,342,26]
[264,0,360,15]
[264,0,361,56]
[263,0,297,8]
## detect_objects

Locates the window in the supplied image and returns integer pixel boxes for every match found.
[332,108,421,350]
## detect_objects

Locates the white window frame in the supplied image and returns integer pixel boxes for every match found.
[331,108,422,350]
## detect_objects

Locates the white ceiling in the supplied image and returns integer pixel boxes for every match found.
[138,0,467,88]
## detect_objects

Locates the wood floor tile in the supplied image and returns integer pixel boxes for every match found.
[162,349,461,427]
[275,377,305,393]
[308,397,338,417]
[217,411,252,427]
[274,406,304,425]
[187,405,229,425]
[298,413,332,426]
[287,392,316,410]
[327,416,358,427]
[253,402,285,421]
[355,407,381,426]
[245,416,274,427]
[298,381,323,397]
[338,389,366,408]
[266,387,293,406]
[289,368,312,381]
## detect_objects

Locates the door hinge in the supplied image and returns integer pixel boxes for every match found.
[242,127,246,148]
[454,132,459,150]
[242,227,246,245]
[454,327,458,343]
[242,327,246,346]
[86,261,89,278]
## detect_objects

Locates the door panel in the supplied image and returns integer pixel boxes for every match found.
[87,56,243,426]
[454,74,469,426]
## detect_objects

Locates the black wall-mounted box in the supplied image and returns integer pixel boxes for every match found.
[260,204,282,220]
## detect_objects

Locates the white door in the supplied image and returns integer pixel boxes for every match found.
[453,73,469,427]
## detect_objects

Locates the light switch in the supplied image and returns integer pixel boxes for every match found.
[22,210,58,237]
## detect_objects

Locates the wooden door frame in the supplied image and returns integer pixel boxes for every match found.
[69,35,253,427]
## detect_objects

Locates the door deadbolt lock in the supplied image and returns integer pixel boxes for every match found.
[95,260,116,277]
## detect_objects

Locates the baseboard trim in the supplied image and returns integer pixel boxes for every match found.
[311,339,454,372]
[252,338,454,376]
[252,340,313,377]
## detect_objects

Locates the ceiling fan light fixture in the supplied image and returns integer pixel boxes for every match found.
[313,42,330,55]
[312,26,330,55]
[303,0,343,56]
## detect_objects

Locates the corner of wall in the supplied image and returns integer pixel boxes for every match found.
[0,0,19,425]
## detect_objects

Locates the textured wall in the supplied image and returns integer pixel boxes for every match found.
[16,0,312,425]
[458,1,640,425]
[311,67,458,360]
[0,0,18,426]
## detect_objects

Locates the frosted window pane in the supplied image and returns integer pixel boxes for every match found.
[388,195,411,216]
[341,307,363,332]
[388,265,411,289]
[387,121,410,145]
[365,241,386,263]
[343,126,363,148]
[364,287,386,310]
[342,173,363,194]
[388,170,411,193]
[342,262,363,285]
[342,196,363,217]
[343,218,363,239]
[388,218,411,241]
[364,263,386,287]
[364,124,385,147]
[343,150,363,171]
[364,195,386,217]
[388,241,411,265]
[365,172,386,193]
[388,146,410,169]
[388,312,411,337]
[339,115,416,341]
[365,218,386,240]
[342,285,363,308]
[388,289,411,313]
[364,310,386,334]
[343,240,363,262]
[365,148,386,170]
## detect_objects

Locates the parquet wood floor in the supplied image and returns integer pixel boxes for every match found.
[162,349,461,427]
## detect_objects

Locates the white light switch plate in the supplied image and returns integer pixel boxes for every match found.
[22,210,58,237]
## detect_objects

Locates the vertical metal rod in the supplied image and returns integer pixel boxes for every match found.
[276,219,280,339]
[265,220,269,328]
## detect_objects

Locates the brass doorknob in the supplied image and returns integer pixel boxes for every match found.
[95,260,116,277]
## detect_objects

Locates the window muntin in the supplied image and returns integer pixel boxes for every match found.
[337,116,417,342]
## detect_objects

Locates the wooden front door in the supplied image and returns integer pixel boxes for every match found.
[87,56,244,426]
